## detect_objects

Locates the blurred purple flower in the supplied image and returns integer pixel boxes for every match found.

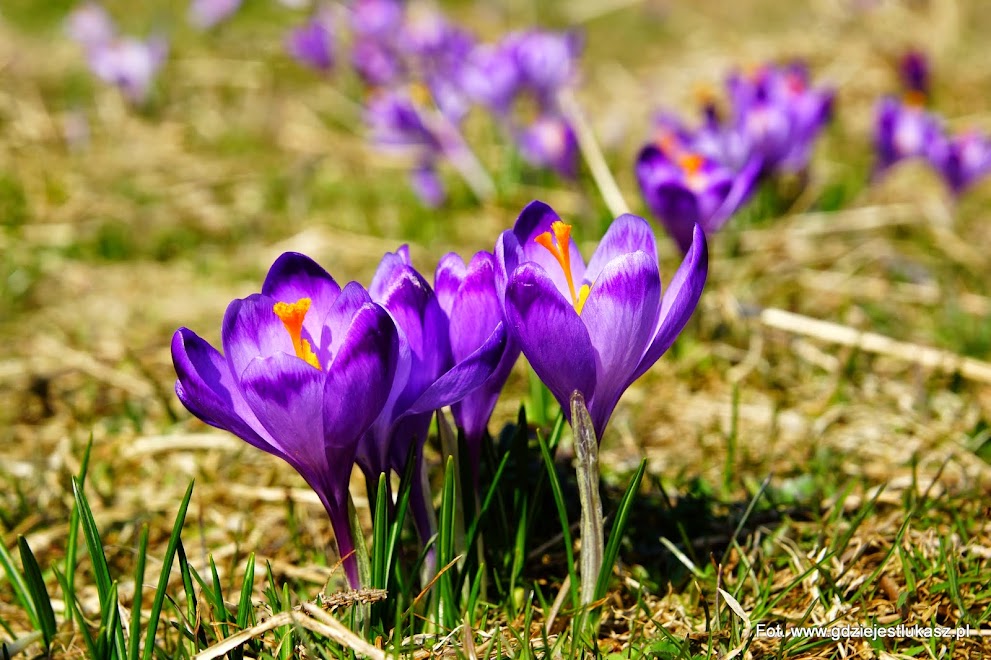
[873,96,946,176]
[172,252,403,588]
[364,90,441,149]
[899,49,930,99]
[517,115,579,179]
[636,145,760,253]
[189,0,242,29]
[725,63,834,174]
[410,161,446,207]
[351,40,403,86]
[435,250,520,475]
[287,8,335,72]
[459,42,521,114]
[360,247,507,545]
[496,201,707,439]
[88,36,168,105]
[65,2,115,49]
[350,0,403,37]
[933,131,991,194]
[508,29,582,106]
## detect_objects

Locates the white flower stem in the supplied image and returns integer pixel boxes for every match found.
[570,390,603,606]
[558,89,631,217]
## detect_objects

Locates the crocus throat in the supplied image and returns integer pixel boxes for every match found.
[273,298,322,370]
[903,89,927,108]
[679,153,704,176]
[534,221,590,314]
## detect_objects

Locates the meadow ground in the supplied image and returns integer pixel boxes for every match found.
[2,1,991,657]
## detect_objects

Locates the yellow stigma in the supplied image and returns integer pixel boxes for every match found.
[535,221,587,312]
[273,298,322,370]
[575,283,591,315]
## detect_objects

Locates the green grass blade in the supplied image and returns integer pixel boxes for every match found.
[236,553,256,630]
[142,479,195,660]
[385,447,417,588]
[371,474,389,590]
[435,456,459,627]
[594,459,647,602]
[71,476,126,658]
[65,434,94,602]
[16,536,56,650]
[128,525,149,660]
[98,581,120,660]
[536,431,579,610]
[175,540,198,629]
[53,565,98,659]
[208,555,230,639]
[0,539,37,634]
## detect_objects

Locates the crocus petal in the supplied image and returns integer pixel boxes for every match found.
[323,303,401,452]
[505,262,596,415]
[583,214,658,285]
[407,322,507,415]
[374,265,451,402]
[222,294,296,381]
[707,155,762,232]
[171,328,280,455]
[448,252,501,362]
[240,352,329,479]
[633,224,708,381]
[434,252,467,317]
[325,281,373,356]
[262,252,342,348]
[636,146,702,254]
[580,251,661,435]
[512,200,586,300]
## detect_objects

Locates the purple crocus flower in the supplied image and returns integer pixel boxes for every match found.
[350,0,403,38]
[517,115,579,179]
[87,36,168,105]
[899,49,930,99]
[496,201,707,440]
[188,0,243,29]
[459,42,521,115]
[287,8,335,72]
[65,2,116,49]
[933,131,991,194]
[360,247,508,544]
[873,96,946,177]
[171,252,403,588]
[410,161,446,207]
[636,144,761,253]
[435,251,520,475]
[364,90,440,150]
[725,63,834,174]
[508,29,582,107]
[351,40,403,86]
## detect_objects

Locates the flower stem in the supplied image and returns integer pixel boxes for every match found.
[570,390,603,606]
[558,89,630,217]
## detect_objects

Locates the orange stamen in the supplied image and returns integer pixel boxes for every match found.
[273,298,322,370]
[534,220,580,309]
[679,153,705,177]
[903,89,927,108]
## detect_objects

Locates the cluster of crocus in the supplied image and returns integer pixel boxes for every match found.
[172,201,707,588]
[283,0,582,205]
[873,51,991,195]
[636,61,834,252]
[66,2,168,106]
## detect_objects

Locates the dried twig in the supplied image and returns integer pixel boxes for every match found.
[761,308,991,384]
